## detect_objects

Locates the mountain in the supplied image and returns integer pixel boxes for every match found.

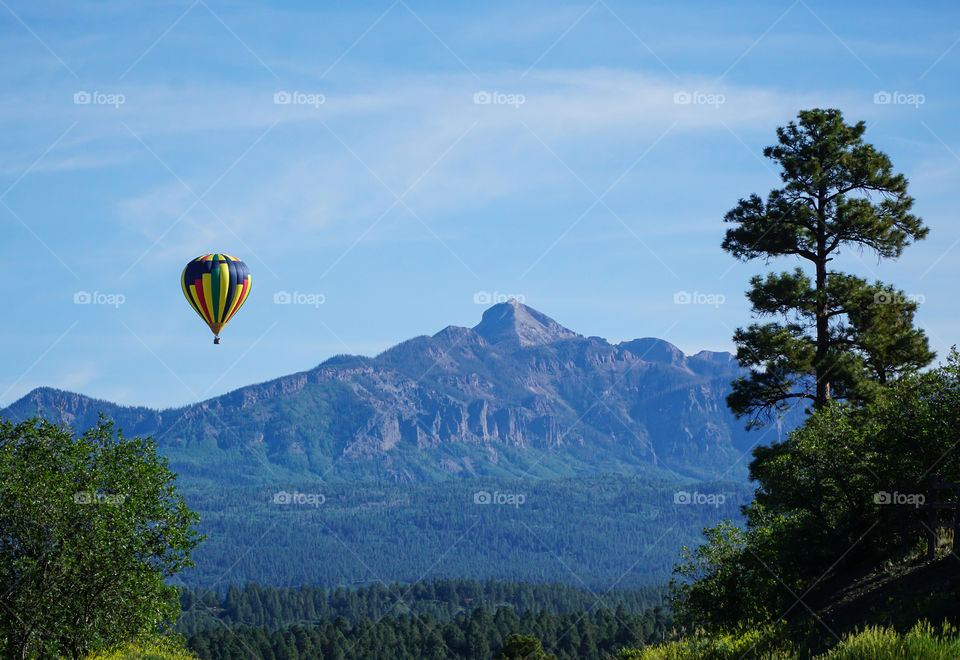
[1,300,798,483]
[1,301,800,590]
[473,300,580,347]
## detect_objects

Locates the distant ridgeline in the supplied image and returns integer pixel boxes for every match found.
[1,300,801,485]
[1,301,792,591]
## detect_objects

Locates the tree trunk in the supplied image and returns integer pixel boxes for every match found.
[814,193,830,409]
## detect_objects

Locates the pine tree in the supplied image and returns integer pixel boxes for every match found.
[722,108,932,426]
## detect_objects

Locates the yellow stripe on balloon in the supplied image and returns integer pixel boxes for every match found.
[181,278,202,317]
[202,273,215,324]
[192,285,208,324]
[237,274,252,308]
[223,278,245,322]
[218,262,230,322]
[188,285,207,324]
[225,275,251,322]
[187,283,198,322]
[223,285,242,322]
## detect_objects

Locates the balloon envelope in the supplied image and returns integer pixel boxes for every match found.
[181,254,251,341]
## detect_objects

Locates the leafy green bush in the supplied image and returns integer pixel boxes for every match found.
[498,633,557,659]
[614,622,794,659]
[84,634,198,659]
[673,353,960,633]
[0,417,202,659]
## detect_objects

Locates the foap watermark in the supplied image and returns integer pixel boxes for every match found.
[673,90,725,107]
[674,291,725,308]
[273,490,326,507]
[74,90,126,108]
[874,491,925,507]
[473,90,526,107]
[874,91,925,108]
[474,490,526,508]
[674,490,726,507]
[874,291,925,305]
[74,291,125,308]
[274,90,325,108]
[74,491,127,505]
[274,291,325,307]
[474,291,526,305]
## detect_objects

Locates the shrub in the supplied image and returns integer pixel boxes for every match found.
[614,622,794,659]
[83,634,198,660]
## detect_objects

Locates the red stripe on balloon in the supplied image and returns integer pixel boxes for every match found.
[194,279,212,324]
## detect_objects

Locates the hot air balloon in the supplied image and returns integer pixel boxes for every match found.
[181,254,252,344]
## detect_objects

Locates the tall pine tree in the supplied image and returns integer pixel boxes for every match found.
[723,108,932,426]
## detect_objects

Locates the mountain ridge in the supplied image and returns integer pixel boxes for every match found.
[1,302,797,483]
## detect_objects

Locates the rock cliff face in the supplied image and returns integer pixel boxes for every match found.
[2,300,799,483]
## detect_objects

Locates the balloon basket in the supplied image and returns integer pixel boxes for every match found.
[213,336,221,344]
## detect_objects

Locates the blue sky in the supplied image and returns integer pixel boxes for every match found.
[1,0,958,409]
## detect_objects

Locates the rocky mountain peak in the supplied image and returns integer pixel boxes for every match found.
[472,300,580,348]
[618,338,686,365]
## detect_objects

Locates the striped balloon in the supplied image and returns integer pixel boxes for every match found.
[181,254,252,344]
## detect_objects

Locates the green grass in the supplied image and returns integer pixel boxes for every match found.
[615,620,960,660]
[819,621,960,659]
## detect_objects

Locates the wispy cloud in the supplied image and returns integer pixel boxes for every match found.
[100,69,848,257]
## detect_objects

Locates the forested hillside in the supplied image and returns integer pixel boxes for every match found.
[186,606,670,660]
[175,579,668,634]
[174,474,751,590]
